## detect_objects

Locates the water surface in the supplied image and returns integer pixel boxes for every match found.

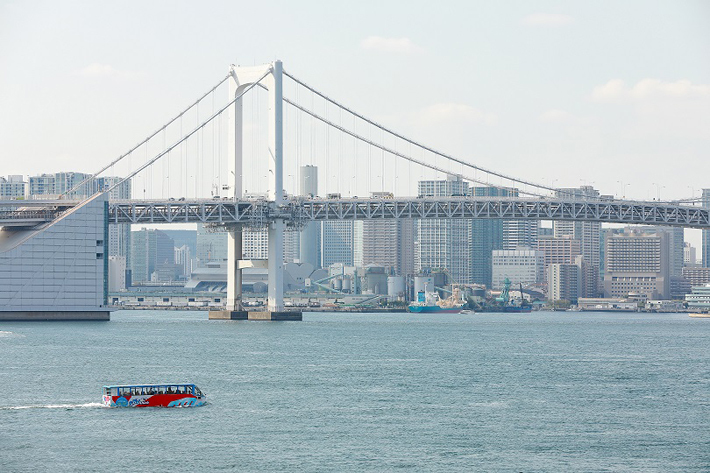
[1,311,709,471]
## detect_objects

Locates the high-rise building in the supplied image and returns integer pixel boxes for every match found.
[416,176,471,284]
[536,236,582,287]
[174,245,192,278]
[491,248,544,290]
[684,242,697,267]
[469,186,507,288]
[299,165,321,268]
[196,224,227,265]
[0,175,27,199]
[29,174,56,197]
[503,220,539,250]
[603,230,670,299]
[130,229,175,284]
[548,261,583,303]
[555,186,603,297]
[359,192,415,275]
[703,189,710,268]
[322,220,357,267]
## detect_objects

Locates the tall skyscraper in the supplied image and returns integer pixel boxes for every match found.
[555,186,602,297]
[358,192,415,275]
[130,229,175,283]
[416,176,471,283]
[469,186,511,288]
[299,165,321,268]
[322,220,357,267]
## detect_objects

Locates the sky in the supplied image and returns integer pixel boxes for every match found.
[1,1,709,242]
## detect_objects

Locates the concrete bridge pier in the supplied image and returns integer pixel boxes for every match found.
[209,60,301,321]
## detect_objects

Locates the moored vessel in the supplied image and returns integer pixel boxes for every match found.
[408,286,466,314]
[102,383,206,408]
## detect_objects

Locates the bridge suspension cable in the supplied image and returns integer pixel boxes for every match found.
[106,70,270,194]
[280,93,547,198]
[62,74,231,198]
[283,70,559,195]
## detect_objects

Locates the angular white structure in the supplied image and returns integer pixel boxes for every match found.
[0,193,110,320]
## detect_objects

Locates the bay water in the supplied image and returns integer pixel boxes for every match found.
[1,310,709,471]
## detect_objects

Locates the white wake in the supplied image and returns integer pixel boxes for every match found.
[0,402,104,410]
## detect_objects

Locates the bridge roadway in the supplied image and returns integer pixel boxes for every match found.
[2,197,708,229]
[105,196,710,229]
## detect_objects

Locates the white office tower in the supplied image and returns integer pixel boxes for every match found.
[555,186,602,297]
[299,165,321,268]
[492,248,544,290]
[603,230,670,300]
[0,193,110,320]
[360,192,415,275]
[503,220,539,250]
[415,176,471,284]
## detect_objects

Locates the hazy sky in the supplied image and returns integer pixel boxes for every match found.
[1,0,709,205]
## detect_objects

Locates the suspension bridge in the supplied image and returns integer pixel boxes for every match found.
[1,60,708,320]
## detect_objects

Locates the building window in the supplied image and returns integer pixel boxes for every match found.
[96,253,103,259]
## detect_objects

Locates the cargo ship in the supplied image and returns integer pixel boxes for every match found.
[408,286,466,313]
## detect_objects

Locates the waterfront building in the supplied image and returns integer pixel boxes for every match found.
[603,230,670,300]
[548,261,582,303]
[491,248,544,290]
[130,229,175,284]
[0,193,110,320]
[0,175,27,199]
[684,283,710,310]
[416,176,471,284]
[681,266,710,287]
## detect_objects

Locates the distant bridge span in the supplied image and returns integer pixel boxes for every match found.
[106,197,710,229]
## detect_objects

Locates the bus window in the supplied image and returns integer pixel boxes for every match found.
[158,386,165,395]
[177,386,185,394]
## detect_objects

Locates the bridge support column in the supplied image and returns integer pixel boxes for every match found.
[209,60,300,321]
